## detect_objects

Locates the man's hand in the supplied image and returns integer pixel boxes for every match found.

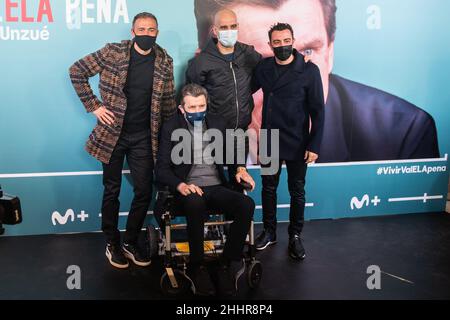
[304,151,318,164]
[93,106,115,126]
[235,167,256,191]
[177,183,204,197]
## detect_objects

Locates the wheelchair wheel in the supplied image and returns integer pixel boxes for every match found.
[160,269,191,296]
[247,260,263,289]
[146,224,160,258]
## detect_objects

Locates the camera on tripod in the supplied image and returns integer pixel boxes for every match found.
[0,184,22,235]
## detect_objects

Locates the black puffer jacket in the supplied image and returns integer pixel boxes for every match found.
[186,38,262,129]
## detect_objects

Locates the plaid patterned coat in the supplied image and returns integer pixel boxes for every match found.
[69,40,177,164]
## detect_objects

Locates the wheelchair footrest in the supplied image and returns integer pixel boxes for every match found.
[173,240,223,253]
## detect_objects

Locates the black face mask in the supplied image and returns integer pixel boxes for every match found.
[273,45,293,61]
[134,35,156,51]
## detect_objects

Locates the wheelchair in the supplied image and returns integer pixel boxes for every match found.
[146,187,263,296]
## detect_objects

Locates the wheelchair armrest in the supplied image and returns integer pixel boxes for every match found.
[155,184,175,200]
[156,190,173,201]
[153,187,177,229]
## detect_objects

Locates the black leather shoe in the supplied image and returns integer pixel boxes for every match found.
[288,234,306,260]
[187,265,216,296]
[216,260,244,297]
[255,229,277,251]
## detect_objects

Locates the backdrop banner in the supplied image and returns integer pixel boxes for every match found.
[0,0,448,236]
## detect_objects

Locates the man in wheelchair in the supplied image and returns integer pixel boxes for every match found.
[155,83,256,296]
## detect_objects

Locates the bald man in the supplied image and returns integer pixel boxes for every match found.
[186,9,262,190]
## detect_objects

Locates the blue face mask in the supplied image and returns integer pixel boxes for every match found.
[218,30,238,48]
[185,110,206,125]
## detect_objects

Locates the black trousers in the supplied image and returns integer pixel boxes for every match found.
[261,160,308,237]
[101,129,153,245]
[176,185,255,265]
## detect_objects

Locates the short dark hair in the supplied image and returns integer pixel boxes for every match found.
[181,84,209,105]
[194,0,337,48]
[268,22,294,41]
[132,12,158,28]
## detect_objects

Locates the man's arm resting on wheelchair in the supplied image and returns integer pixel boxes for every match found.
[224,137,255,190]
[231,160,255,191]
[155,121,184,192]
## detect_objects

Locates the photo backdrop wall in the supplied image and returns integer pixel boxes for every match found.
[0,0,448,236]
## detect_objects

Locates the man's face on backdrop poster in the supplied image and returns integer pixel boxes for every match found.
[232,0,334,100]
[232,0,334,162]
[193,0,440,163]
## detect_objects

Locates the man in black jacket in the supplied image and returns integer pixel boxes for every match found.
[186,9,262,187]
[155,84,256,296]
[253,23,325,260]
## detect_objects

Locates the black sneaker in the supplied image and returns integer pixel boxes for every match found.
[255,229,277,251]
[288,234,306,260]
[187,265,216,296]
[216,259,245,296]
[105,244,129,269]
[123,243,151,267]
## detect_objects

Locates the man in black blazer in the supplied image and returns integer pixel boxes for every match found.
[252,23,325,260]
[155,83,256,296]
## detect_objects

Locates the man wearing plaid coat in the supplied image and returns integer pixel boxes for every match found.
[69,12,176,269]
